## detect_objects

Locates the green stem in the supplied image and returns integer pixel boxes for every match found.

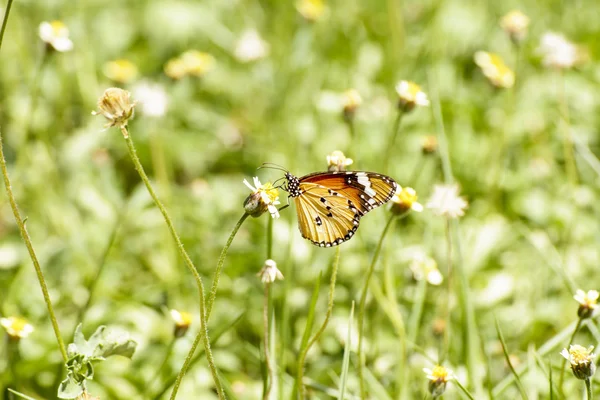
[206,212,250,321]
[77,214,121,327]
[586,378,593,400]
[121,130,224,399]
[0,0,68,363]
[441,218,452,363]
[357,214,396,399]
[297,246,340,400]
[558,70,577,186]
[385,112,404,172]
[263,283,273,400]
[558,317,583,395]
[147,338,176,397]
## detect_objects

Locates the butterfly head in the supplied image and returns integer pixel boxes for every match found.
[284,172,302,198]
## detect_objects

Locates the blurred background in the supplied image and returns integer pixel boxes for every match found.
[0,0,599,398]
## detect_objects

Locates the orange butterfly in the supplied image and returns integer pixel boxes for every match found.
[282,170,397,247]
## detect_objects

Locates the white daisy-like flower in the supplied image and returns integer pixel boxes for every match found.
[38,21,73,52]
[133,82,168,118]
[243,177,281,219]
[426,184,468,219]
[1,316,34,339]
[395,81,429,111]
[560,345,596,380]
[257,259,284,283]
[327,150,353,172]
[234,29,270,63]
[409,252,442,285]
[537,32,578,69]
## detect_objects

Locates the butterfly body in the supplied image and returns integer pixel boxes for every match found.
[284,171,397,247]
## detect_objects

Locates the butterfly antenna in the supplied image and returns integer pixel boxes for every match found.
[259,162,289,173]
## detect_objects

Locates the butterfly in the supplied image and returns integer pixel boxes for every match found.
[280,169,397,247]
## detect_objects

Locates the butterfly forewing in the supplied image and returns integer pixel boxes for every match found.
[286,171,397,247]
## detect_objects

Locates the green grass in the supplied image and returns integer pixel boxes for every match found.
[1,0,600,399]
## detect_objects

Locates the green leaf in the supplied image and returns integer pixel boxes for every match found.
[89,325,137,359]
[57,373,85,399]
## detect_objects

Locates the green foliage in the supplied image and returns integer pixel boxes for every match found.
[58,324,137,399]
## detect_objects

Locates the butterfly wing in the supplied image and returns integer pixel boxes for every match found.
[293,172,397,247]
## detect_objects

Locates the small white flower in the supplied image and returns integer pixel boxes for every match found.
[426,184,468,219]
[1,317,34,339]
[257,259,284,283]
[538,32,578,69]
[133,82,168,118]
[409,252,442,285]
[235,29,270,62]
[395,81,430,111]
[38,21,73,52]
[243,177,281,218]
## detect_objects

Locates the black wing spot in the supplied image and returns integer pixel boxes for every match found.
[315,216,322,226]
[320,197,327,203]
[326,212,333,218]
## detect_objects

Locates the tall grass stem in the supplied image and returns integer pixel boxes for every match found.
[0,0,68,363]
[297,247,340,400]
[357,214,396,399]
[121,129,224,399]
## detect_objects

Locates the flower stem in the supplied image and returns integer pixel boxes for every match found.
[121,129,224,399]
[263,283,273,400]
[297,246,340,400]
[263,216,274,400]
[586,378,593,400]
[385,112,404,172]
[357,214,396,399]
[147,338,176,397]
[206,212,249,321]
[558,317,583,395]
[0,137,68,363]
[0,0,68,364]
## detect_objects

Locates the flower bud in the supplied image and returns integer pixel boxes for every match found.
[92,88,136,134]
[327,150,353,172]
[170,309,192,338]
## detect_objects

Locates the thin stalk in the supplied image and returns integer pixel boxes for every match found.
[384,112,404,172]
[77,214,121,326]
[1,139,68,362]
[206,213,250,321]
[263,283,273,400]
[147,338,176,397]
[586,378,593,400]
[557,70,578,185]
[121,129,224,399]
[0,0,68,363]
[297,246,341,400]
[441,218,452,363]
[357,214,396,399]
[558,317,583,395]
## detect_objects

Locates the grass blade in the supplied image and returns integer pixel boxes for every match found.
[338,301,355,400]
[495,317,529,400]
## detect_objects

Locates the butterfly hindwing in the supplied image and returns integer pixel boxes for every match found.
[286,171,397,247]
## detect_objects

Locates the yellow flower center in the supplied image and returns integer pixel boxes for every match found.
[394,187,418,207]
[430,365,450,382]
[260,182,279,204]
[49,20,68,37]
[570,346,594,365]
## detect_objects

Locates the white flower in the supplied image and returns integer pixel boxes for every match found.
[538,32,578,69]
[38,21,73,52]
[409,252,442,285]
[426,184,468,219]
[234,29,270,62]
[133,82,168,118]
[257,259,284,283]
[395,81,430,111]
[243,177,281,219]
[327,150,353,172]
[1,317,34,339]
